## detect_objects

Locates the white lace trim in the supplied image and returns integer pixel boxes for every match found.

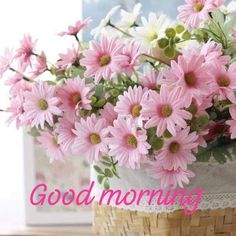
[95,193,236,213]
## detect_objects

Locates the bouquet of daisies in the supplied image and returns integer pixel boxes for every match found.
[1,0,236,189]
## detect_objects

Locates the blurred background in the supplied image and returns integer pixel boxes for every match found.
[0,0,231,234]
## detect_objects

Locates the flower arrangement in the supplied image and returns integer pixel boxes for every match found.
[1,0,236,190]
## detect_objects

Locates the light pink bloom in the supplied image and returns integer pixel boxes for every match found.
[16,35,37,66]
[212,0,224,7]
[120,41,141,76]
[142,86,192,137]
[56,77,92,119]
[157,127,198,170]
[58,18,92,36]
[0,48,14,78]
[232,29,236,44]
[6,94,25,128]
[163,53,212,107]
[23,82,61,129]
[37,130,66,162]
[200,41,230,66]
[210,63,236,102]
[177,0,215,28]
[72,115,108,162]
[149,163,195,188]
[187,97,212,117]
[80,37,126,83]
[56,116,78,154]
[56,46,79,70]
[140,69,161,90]
[108,118,151,169]
[32,51,47,77]
[100,103,118,125]
[114,86,146,123]
[226,107,236,139]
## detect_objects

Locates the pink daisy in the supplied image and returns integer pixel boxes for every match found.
[56,77,92,119]
[163,53,212,107]
[16,34,37,66]
[114,86,146,123]
[58,18,92,36]
[23,82,61,129]
[32,51,47,77]
[120,41,141,76]
[226,107,236,139]
[157,127,198,170]
[177,0,215,28]
[141,86,192,137]
[80,37,126,83]
[6,94,25,128]
[0,48,14,78]
[72,114,108,162]
[210,63,236,102]
[148,163,195,188]
[56,116,78,154]
[108,117,151,169]
[37,130,66,162]
[56,46,79,70]
[100,102,118,125]
[187,97,212,117]
[140,69,162,90]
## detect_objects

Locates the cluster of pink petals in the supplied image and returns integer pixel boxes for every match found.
[177,0,221,28]
[226,108,236,139]
[58,18,92,36]
[0,48,14,78]
[140,69,161,90]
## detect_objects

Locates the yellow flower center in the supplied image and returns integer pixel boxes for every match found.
[127,135,138,148]
[160,105,172,117]
[169,141,180,154]
[99,55,111,66]
[38,99,48,110]
[217,75,230,87]
[148,32,158,42]
[72,93,81,105]
[131,104,142,118]
[89,133,101,145]
[193,2,204,12]
[184,72,197,87]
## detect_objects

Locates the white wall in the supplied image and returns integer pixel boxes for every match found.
[0,0,82,226]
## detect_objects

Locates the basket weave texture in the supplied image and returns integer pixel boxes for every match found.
[93,203,236,236]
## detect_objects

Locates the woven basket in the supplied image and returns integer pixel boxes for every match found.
[93,203,236,236]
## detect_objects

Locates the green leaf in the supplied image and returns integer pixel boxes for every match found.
[93,165,104,174]
[100,161,112,167]
[103,179,110,189]
[102,156,112,162]
[111,168,120,178]
[104,168,113,178]
[97,175,105,184]
[232,144,236,157]
[212,150,227,164]
[211,10,224,27]
[196,149,211,162]
[95,85,104,97]
[27,127,40,137]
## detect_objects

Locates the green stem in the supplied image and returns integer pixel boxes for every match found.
[9,67,33,82]
[108,22,132,37]
[141,53,170,66]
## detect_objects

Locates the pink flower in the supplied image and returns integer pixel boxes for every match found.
[120,41,141,76]
[140,69,161,90]
[226,107,236,139]
[0,48,14,78]
[210,63,236,102]
[141,86,192,137]
[177,0,215,28]
[72,115,108,162]
[157,127,198,170]
[56,46,79,70]
[163,53,212,107]
[6,94,25,128]
[37,130,66,162]
[148,163,195,188]
[58,18,92,36]
[32,51,47,77]
[56,77,92,119]
[187,97,212,117]
[212,0,224,7]
[108,118,151,169]
[114,86,146,123]
[232,29,236,44]
[80,37,126,83]
[100,103,118,125]
[200,41,230,66]
[23,82,61,129]
[16,35,37,66]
